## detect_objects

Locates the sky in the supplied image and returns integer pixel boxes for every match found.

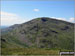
[1,0,74,26]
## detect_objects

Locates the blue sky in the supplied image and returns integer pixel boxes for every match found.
[1,1,74,26]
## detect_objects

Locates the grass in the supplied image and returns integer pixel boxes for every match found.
[1,48,59,55]
[1,48,74,56]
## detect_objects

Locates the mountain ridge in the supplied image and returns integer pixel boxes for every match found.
[1,17,74,51]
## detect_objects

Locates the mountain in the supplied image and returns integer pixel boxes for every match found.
[1,26,8,29]
[1,17,74,51]
[1,24,20,34]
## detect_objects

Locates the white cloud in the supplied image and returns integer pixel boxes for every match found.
[51,17,66,21]
[1,11,74,26]
[33,9,39,12]
[68,18,75,22]
[51,17,75,23]
[56,18,66,21]
[1,11,27,26]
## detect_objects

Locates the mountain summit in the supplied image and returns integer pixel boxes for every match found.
[1,17,74,50]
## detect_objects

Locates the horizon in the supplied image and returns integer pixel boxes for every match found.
[1,17,74,28]
[1,0,74,26]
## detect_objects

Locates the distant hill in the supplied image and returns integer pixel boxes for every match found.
[1,26,8,29]
[1,17,74,51]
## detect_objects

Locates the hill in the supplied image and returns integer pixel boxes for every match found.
[1,17,74,51]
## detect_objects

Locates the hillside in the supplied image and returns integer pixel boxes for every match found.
[1,17,74,51]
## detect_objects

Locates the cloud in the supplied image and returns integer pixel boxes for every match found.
[56,18,66,21]
[33,9,39,12]
[51,17,75,23]
[68,18,74,22]
[1,11,74,26]
[51,17,66,21]
[1,11,27,26]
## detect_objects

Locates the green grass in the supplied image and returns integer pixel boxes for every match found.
[1,48,59,55]
[1,48,74,55]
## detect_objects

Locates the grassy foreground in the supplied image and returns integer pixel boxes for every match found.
[1,48,74,56]
[1,48,59,55]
